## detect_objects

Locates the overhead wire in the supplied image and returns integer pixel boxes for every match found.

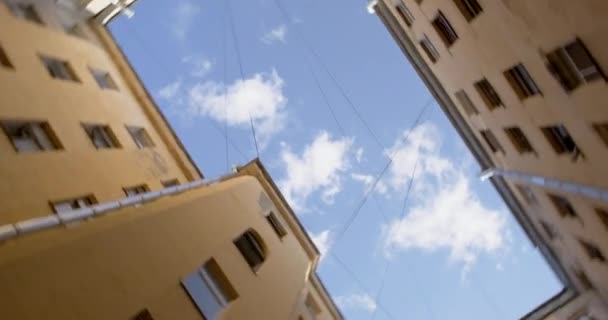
[226,0,261,159]
[329,252,399,320]
[120,20,249,166]
[271,0,388,154]
[332,96,433,246]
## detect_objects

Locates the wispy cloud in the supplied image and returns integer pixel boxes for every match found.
[355,147,364,163]
[182,55,214,78]
[310,229,332,261]
[158,79,182,100]
[188,69,287,145]
[279,132,352,211]
[261,24,288,44]
[351,173,388,194]
[171,1,201,40]
[382,123,508,271]
[335,293,377,313]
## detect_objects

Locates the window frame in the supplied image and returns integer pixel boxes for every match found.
[161,179,180,188]
[0,43,14,69]
[432,11,458,47]
[504,126,535,154]
[50,194,97,213]
[395,1,415,27]
[233,229,267,272]
[453,0,483,22]
[419,34,440,64]
[540,125,583,160]
[7,2,44,24]
[123,184,150,197]
[480,129,504,154]
[474,79,503,110]
[592,122,608,148]
[39,55,79,82]
[579,239,606,262]
[1,120,62,153]
[126,125,155,149]
[82,123,121,150]
[454,89,478,116]
[89,67,118,90]
[547,194,578,219]
[181,258,238,319]
[504,63,541,100]
[266,211,288,239]
[546,38,606,92]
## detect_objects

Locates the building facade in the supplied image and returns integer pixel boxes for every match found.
[368,0,608,319]
[0,1,340,319]
[0,0,201,226]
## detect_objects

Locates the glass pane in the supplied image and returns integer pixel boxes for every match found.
[182,272,223,320]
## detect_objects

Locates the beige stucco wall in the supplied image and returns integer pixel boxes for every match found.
[0,1,200,225]
[377,0,608,318]
[0,176,336,320]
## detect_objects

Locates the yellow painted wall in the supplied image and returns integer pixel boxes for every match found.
[0,2,200,225]
[0,176,336,320]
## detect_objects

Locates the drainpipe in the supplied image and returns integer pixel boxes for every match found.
[480,168,608,203]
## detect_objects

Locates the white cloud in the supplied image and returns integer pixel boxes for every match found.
[171,1,201,40]
[355,147,364,163]
[188,69,287,144]
[351,173,388,194]
[182,55,213,78]
[158,80,182,100]
[261,24,288,44]
[382,122,508,271]
[310,229,332,261]
[335,293,377,313]
[279,132,353,211]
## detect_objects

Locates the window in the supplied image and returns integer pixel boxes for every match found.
[480,130,504,154]
[305,294,321,319]
[65,23,87,39]
[82,124,120,149]
[504,127,535,154]
[546,38,606,92]
[596,208,608,229]
[1,120,62,152]
[517,185,538,205]
[51,195,96,213]
[7,2,43,24]
[541,125,583,160]
[474,79,503,110]
[415,0,423,3]
[454,90,478,115]
[419,34,440,64]
[0,44,13,69]
[266,211,287,239]
[123,184,149,197]
[504,64,541,99]
[396,2,414,27]
[592,122,608,148]
[579,239,606,262]
[540,221,557,240]
[432,11,458,47]
[40,56,78,81]
[574,269,593,290]
[132,309,154,320]
[161,179,180,188]
[90,68,118,90]
[548,194,578,218]
[182,258,238,320]
[453,0,482,21]
[127,126,154,148]
[234,229,266,271]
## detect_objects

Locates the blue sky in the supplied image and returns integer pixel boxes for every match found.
[110,0,563,318]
